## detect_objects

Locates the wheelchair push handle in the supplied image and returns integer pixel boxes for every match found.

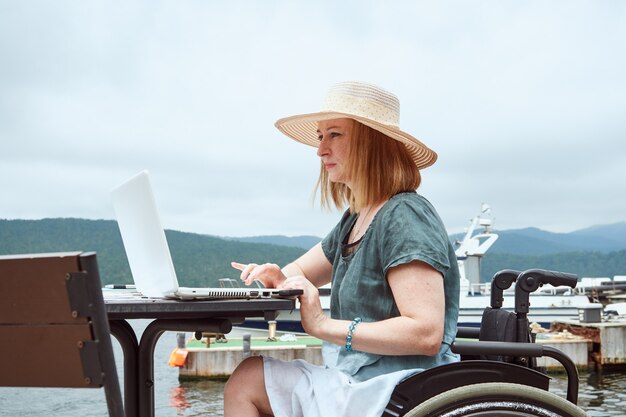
[516,269,578,293]
[515,269,579,314]
[490,269,521,309]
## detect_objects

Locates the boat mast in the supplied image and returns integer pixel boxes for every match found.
[455,203,499,285]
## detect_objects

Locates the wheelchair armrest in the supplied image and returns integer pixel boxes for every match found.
[456,326,480,339]
[451,340,579,404]
[452,340,544,357]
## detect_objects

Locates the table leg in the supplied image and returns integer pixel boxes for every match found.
[109,319,139,417]
[138,318,232,417]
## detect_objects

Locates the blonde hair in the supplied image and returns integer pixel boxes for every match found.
[316,120,421,213]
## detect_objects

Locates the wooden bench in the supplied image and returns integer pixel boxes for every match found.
[0,252,125,417]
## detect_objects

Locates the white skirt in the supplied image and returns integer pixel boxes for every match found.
[263,356,422,417]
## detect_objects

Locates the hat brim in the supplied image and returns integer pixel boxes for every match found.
[275,111,437,170]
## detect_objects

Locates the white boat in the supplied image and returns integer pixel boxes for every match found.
[605,302,626,317]
[238,204,622,333]
[454,204,589,327]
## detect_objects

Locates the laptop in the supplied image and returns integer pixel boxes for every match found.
[111,170,302,300]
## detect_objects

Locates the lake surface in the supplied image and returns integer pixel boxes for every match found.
[1,323,624,416]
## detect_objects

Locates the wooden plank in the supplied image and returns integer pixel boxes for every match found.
[0,324,98,388]
[535,339,590,369]
[600,325,626,365]
[0,253,84,324]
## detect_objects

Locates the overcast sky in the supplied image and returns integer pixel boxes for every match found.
[1,1,625,238]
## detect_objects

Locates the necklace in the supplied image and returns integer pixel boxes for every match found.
[350,199,389,242]
[351,205,373,242]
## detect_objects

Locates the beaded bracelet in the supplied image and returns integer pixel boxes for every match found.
[345,317,362,352]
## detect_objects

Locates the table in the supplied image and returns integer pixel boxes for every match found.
[105,297,297,417]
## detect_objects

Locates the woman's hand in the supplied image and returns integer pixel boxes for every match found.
[231,262,287,288]
[279,276,327,337]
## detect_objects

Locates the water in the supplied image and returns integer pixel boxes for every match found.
[1,322,624,416]
[550,371,626,416]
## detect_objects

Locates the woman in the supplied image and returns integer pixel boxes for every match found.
[224,81,460,417]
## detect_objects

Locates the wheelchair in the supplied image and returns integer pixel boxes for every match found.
[382,269,589,417]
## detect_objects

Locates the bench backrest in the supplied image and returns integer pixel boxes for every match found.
[0,252,124,417]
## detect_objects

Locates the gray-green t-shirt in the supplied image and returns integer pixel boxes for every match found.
[321,192,460,381]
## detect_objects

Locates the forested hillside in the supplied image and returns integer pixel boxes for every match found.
[0,218,305,287]
[481,250,626,281]
[1,218,625,285]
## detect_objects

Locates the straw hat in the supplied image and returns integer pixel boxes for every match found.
[275,81,437,170]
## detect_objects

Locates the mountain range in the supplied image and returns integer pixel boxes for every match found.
[486,224,626,255]
[1,218,625,285]
[233,222,626,255]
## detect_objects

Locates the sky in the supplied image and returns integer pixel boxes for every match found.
[1,1,625,238]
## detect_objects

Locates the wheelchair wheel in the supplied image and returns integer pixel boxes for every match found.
[404,382,587,417]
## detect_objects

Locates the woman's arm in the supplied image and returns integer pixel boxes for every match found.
[296,259,445,356]
[283,242,332,287]
[232,242,332,288]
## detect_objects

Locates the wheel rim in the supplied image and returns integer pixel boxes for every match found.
[403,382,587,417]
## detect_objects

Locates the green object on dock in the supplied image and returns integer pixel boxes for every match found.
[186,335,323,350]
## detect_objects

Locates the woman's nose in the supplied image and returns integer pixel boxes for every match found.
[317,137,329,157]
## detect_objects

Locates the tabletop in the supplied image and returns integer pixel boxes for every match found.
[105,296,297,321]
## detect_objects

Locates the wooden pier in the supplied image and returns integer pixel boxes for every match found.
[179,336,323,379]
[177,319,626,378]
[534,337,591,370]
[551,320,626,369]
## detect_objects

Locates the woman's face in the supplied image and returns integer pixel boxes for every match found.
[316,118,353,186]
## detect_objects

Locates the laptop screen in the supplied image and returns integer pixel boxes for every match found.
[111,170,179,297]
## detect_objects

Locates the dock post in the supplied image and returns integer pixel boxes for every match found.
[267,321,277,341]
[243,334,251,358]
